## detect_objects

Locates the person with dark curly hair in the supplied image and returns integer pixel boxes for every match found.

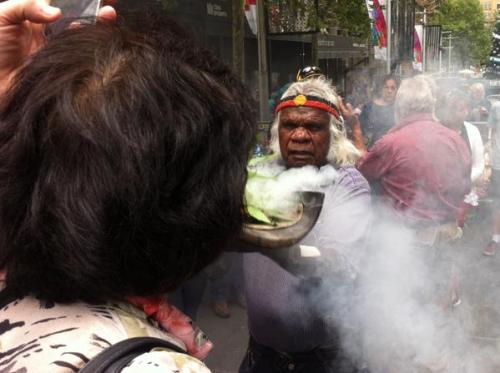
[359,74,399,147]
[0,1,256,372]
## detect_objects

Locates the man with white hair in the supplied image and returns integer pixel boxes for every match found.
[358,75,471,234]
[240,78,371,372]
[468,82,491,145]
[469,82,490,123]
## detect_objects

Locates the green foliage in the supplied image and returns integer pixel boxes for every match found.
[268,0,371,38]
[431,0,491,66]
[246,205,273,224]
[321,0,371,38]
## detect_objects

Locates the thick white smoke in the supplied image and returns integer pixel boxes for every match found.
[254,163,500,372]
[334,203,500,373]
[245,158,338,221]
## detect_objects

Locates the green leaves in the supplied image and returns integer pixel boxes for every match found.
[431,0,491,66]
[325,0,371,38]
[267,0,370,38]
[246,205,273,224]
[244,155,302,226]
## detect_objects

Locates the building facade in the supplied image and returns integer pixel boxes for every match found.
[480,0,500,22]
[118,0,370,110]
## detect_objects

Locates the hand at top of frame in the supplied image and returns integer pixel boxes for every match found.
[0,0,117,95]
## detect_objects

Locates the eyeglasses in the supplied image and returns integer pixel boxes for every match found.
[296,66,325,82]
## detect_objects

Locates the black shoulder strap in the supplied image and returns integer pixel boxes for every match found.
[79,336,186,373]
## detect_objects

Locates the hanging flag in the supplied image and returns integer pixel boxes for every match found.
[414,25,423,71]
[365,0,387,60]
[245,0,258,35]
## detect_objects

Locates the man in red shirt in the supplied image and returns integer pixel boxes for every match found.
[358,74,471,313]
[357,75,471,230]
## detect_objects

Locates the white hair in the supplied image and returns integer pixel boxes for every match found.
[269,78,360,167]
[470,82,485,97]
[395,74,437,123]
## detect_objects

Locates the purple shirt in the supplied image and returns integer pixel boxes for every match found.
[243,165,371,352]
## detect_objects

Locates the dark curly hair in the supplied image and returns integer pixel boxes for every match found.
[0,14,256,303]
[374,74,400,97]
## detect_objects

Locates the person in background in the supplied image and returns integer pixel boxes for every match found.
[439,90,485,229]
[358,75,471,230]
[357,75,471,310]
[483,100,500,256]
[469,82,491,122]
[0,1,256,371]
[438,90,484,303]
[468,82,491,143]
[358,74,399,147]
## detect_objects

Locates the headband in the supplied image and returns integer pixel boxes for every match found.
[275,94,341,120]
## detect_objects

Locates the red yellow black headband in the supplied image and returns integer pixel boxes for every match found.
[275,94,341,120]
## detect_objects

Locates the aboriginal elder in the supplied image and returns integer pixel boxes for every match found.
[240,78,371,373]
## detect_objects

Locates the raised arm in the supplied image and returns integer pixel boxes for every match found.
[0,0,116,95]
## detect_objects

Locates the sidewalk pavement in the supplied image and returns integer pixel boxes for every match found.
[197,298,249,373]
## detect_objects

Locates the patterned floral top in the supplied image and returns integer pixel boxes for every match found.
[0,286,212,373]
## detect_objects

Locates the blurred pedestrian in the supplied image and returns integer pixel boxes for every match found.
[468,82,491,143]
[469,82,491,122]
[483,100,500,256]
[359,74,399,147]
[358,75,471,229]
[358,75,471,308]
[440,90,485,228]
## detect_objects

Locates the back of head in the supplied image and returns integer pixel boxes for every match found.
[0,13,256,302]
[395,75,437,123]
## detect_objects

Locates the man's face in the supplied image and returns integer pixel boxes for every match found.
[278,107,330,168]
[470,87,484,101]
[382,79,398,103]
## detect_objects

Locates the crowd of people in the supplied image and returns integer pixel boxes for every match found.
[0,1,499,373]
[354,72,497,257]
